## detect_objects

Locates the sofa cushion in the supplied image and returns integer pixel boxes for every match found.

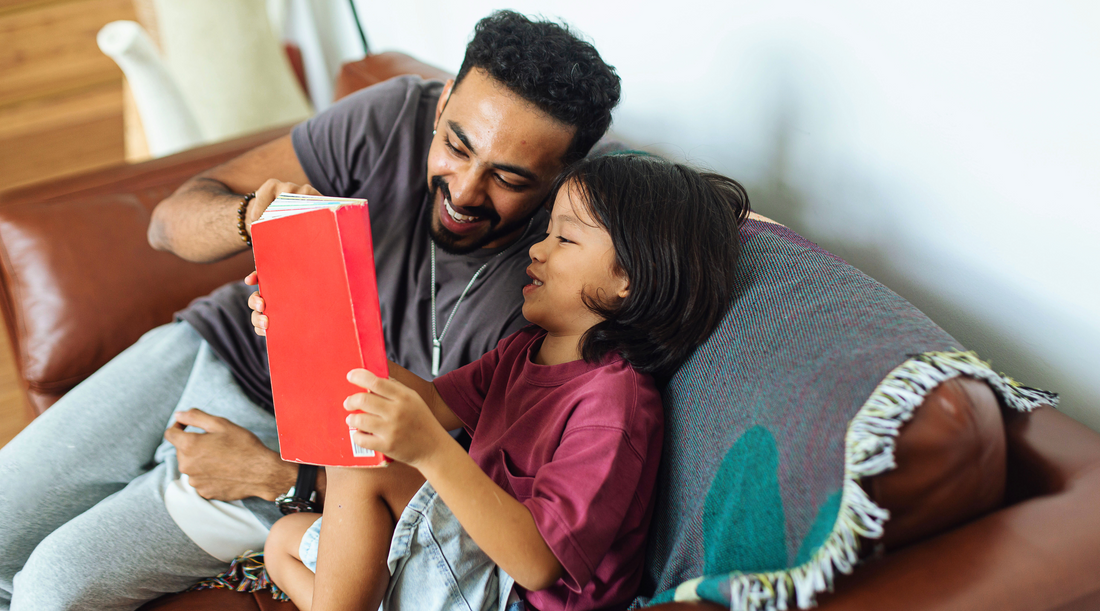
[633,220,1057,610]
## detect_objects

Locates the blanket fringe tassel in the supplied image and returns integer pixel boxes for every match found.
[671,350,1058,611]
[189,550,291,602]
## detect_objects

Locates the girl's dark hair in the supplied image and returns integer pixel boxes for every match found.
[553,153,750,381]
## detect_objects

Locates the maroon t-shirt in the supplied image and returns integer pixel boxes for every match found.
[434,326,663,611]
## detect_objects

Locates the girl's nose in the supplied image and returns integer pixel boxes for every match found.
[529,235,549,261]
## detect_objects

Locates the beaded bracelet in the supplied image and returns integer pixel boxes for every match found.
[237,192,256,248]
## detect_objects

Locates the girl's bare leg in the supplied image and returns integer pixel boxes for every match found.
[311,463,425,611]
[265,512,324,611]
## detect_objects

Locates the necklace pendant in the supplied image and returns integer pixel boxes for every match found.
[431,340,442,377]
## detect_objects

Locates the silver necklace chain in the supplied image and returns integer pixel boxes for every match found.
[430,243,498,376]
[429,219,534,376]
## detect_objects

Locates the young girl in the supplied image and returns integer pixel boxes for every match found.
[263,153,749,611]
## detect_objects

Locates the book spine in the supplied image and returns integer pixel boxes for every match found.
[335,204,391,467]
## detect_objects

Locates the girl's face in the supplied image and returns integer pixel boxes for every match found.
[522,182,629,338]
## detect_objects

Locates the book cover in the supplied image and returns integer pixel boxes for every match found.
[251,193,391,467]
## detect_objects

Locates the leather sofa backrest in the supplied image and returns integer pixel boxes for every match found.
[0,128,288,415]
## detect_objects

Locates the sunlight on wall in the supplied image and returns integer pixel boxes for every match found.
[353,0,1100,429]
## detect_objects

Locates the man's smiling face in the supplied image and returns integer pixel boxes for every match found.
[426,68,576,254]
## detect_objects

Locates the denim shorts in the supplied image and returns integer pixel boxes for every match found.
[297,482,523,611]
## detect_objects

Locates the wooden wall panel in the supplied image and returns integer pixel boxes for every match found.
[0,82,124,188]
[0,0,135,189]
[0,0,134,106]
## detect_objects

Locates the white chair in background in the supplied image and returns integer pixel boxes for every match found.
[98,0,315,158]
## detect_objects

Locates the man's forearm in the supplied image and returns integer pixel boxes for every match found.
[147,134,309,263]
[148,176,250,263]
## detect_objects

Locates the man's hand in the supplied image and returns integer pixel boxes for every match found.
[246,179,322,235]
[243,179,320,337]
[245,271,267,336]
[164,408,296,502]
[344,369,455,469]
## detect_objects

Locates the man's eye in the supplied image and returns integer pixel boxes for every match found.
[495,174,526,191]
[445,139,467,157]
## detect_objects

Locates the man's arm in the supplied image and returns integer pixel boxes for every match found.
[148,135,311,263]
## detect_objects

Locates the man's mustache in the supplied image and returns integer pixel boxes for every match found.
[430,176,499,223]
[430,175,452,203]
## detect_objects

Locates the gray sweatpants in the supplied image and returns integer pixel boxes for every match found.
[0,322,282,611]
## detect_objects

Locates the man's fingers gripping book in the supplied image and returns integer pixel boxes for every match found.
[251,193,391,467]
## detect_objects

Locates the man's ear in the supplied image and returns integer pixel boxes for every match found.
[434,79,455,130]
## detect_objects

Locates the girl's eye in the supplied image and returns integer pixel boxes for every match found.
[556,235,572,244]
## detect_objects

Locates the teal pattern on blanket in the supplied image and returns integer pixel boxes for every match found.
[627,220,1058,611]
[703,426,787,573]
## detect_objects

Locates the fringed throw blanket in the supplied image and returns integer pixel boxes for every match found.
[632,220,1057,610]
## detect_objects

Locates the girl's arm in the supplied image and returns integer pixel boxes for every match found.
[345,369,564,591]
[419,437,564,590]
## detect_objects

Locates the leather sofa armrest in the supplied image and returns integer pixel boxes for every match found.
[0,126,291,416]
[815,404,1100,611]
[864,377,1007,551]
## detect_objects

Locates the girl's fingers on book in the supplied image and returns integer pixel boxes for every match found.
[346,411,375,430]
[344,391,369,412]
[347,368,394,393]
[344,390,391,413]
[350,429,376,450]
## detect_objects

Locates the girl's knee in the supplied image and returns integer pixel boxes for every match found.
[267,513,321,561]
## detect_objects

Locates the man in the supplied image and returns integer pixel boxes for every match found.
[0,10,619,610]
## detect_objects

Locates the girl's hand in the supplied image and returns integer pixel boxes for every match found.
[344,369,452,468]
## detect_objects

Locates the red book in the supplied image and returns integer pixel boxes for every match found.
[251,194,391,467]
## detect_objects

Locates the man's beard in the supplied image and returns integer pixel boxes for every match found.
[427,175,531,255]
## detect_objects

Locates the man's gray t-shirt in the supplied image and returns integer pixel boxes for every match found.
[179,76,546,410]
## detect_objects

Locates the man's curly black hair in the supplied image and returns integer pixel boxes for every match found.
[455,10,621,164]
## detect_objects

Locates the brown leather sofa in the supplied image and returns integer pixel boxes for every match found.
[1,53,1099,611]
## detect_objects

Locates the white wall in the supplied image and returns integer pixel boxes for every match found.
[353,1,1100,430]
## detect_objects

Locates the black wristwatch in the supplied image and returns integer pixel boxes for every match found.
[276,464,320,514]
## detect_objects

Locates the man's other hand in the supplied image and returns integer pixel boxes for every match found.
[245,271,267,336]
[164,408,295,502]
